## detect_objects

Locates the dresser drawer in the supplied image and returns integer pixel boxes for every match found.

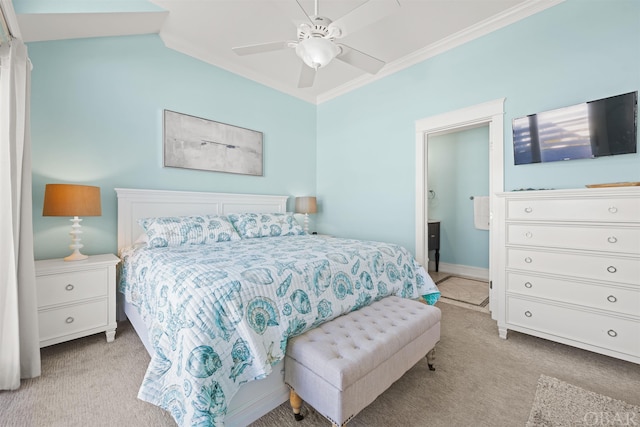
[507,224,640,255]
[506,296,640,357]
[506,197,640,222]
[38,299,108,343]
[37,269,108,307]
[506,272,640,316]
[507,248,640,285]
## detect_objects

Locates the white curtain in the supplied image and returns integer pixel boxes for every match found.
[0,38,41,390]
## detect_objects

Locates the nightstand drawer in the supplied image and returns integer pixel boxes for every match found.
[39,299,108,343]
[37,270,108,307]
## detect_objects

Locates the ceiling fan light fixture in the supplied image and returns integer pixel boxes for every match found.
[295,37,340,70]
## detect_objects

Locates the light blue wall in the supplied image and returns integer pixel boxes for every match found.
[317,0,639,254]
[27,0,639,261]
[29,35,316,260]
[428,127,490,269]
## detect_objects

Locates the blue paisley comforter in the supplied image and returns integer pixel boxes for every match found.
[119,235,440,427]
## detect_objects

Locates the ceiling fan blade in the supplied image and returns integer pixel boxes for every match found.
[232,41,291,56]
[329,0,400,38]
[336,44,385,74]
[298,64,316,88]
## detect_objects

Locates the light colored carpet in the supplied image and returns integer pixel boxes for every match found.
[2,303,639,427]
[436,275,489,307]
[527,375,640,426]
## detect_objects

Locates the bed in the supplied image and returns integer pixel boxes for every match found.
[116,188,440,427]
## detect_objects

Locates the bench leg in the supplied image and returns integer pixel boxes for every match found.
[290,390,304,421]
[426,347,436,371]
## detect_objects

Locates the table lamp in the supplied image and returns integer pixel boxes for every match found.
[42,183,102,261]
[295,196,317,234]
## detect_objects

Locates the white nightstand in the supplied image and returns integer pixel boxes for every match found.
[35,253,120,348]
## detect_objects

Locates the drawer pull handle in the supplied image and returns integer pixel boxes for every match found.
[607,266,617,273]
[65,317,74,324]
[524,282,533,289]
[524,311,532,318]
[65,284,74,291]
[607,295,617,303]
[607,329,617,338]
[607,236,617,244]
[525,257,532,263]
[525,232,533,238]
[524,207,533,213]
[608,206,618,213]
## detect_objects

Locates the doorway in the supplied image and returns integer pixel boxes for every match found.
[414,98,505,317]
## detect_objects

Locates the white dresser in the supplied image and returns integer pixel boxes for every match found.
[495,187,640,364]
[35,253,120,347]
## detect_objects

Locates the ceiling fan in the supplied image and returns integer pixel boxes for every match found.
[232,0,400,88]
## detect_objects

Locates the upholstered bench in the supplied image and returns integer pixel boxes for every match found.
[284,295,441,426]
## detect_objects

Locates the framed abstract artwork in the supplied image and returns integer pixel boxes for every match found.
[163,110,263,176]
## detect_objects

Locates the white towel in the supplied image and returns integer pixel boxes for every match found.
[473,196,490,230]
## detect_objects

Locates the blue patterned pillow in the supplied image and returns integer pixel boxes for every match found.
[227,212,305,239]
[138,215,241,248]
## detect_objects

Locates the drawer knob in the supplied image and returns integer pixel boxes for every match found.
[608,206,618,213]
[525,232,533,238]
[524,207,533,213]
[524,311,532,318]
[607,266,617,273]
[524,257,533,264]
[607,236,617,244]
[524,282,533,289]
[607,329,617,338]
[65,317,75,324]
[607,295,617,303]
[65,284,74,291]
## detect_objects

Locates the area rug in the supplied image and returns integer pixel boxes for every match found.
[436,275,489,307]
[527,375,640,426]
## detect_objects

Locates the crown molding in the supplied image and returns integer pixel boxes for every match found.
[316,0,565,104]
[159,31,318,104]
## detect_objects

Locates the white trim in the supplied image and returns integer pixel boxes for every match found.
[159,0,563,105]
[0,0,21,40]
[159,31,320,105]
[317,0,564,104]
[415,98,504,317]
[431,262,489,282]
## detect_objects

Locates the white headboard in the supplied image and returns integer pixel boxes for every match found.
[115,188,289,250]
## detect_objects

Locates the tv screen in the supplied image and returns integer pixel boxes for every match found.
[513,91,638,165]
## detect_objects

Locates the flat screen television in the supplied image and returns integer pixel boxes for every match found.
[513,91,638,165]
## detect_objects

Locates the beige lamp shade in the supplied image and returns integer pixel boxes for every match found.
[43,184,102,217]
[295,196,317,214]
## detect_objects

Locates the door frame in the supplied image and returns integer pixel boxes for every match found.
[415,98,505,316]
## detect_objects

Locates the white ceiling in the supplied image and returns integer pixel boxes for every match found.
[16,0,563,104]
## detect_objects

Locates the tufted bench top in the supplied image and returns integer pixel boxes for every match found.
[286,295,441,391]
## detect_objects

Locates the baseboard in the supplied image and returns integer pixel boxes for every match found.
[430,262,489,281]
